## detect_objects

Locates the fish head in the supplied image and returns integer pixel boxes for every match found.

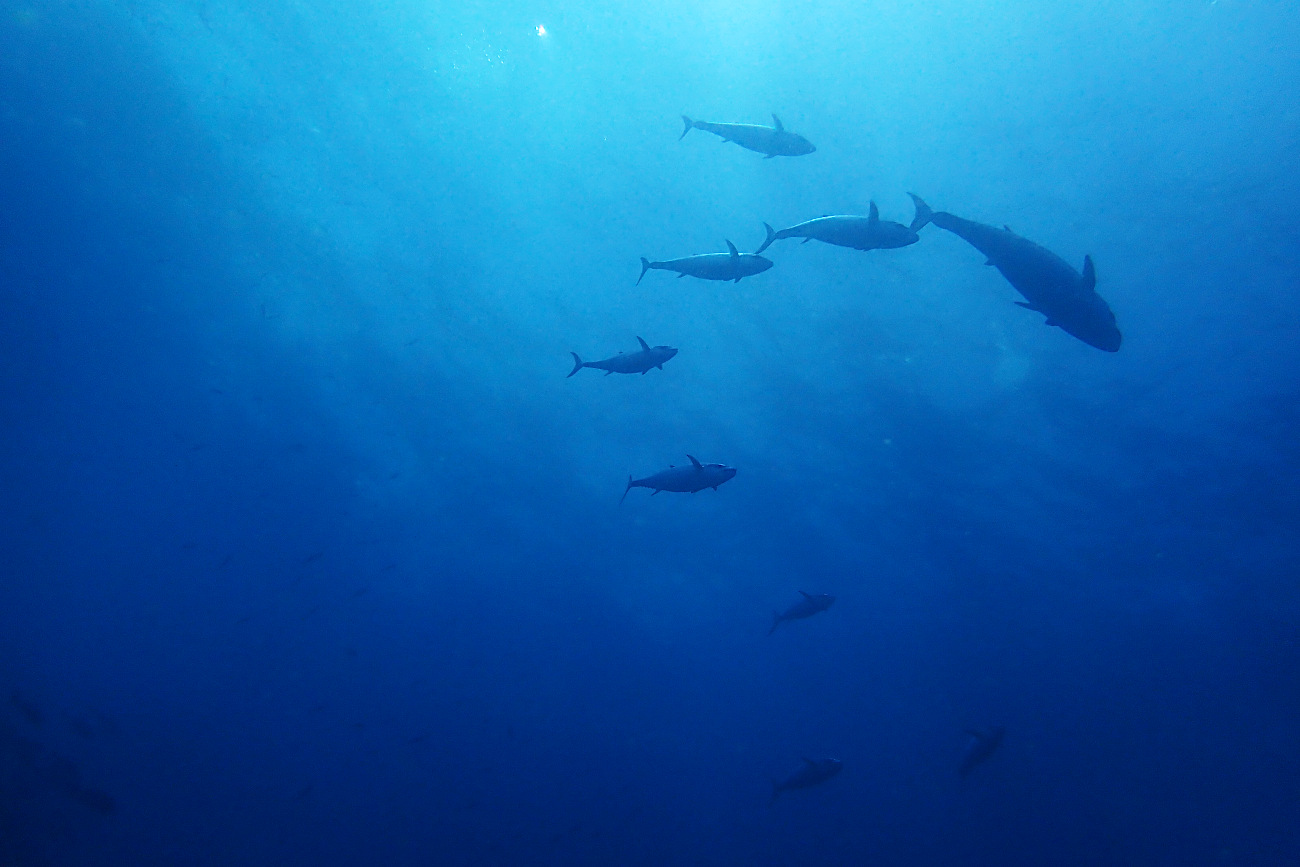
[786,135,816,156]
[815,594,836,611]
[819,758,843,776]
[753,256,774,273]
[656,345,679,361]
[1070,303,1122,352]
[713,464,738,483]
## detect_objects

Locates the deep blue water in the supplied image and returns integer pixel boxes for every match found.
[2,1,1300,864]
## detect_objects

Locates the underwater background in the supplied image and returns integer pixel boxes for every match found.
[3,0,1300,863]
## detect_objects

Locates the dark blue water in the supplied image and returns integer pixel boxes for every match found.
[3,1,1299,864]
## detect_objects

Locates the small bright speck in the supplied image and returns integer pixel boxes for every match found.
[536,25,546,37]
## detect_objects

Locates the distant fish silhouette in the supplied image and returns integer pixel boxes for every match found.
[568,337,678,377]
[771,757,842,804]
[638,240,772,285]
[959,726,1005,778]
[680,113,815,158]
[621,455,737,503]
[756,199,927,255]
[769,591,836,635]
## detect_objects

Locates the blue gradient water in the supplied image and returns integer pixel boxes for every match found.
[3,1,1299,864]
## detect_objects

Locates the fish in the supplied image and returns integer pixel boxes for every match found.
[568,337,678,377]
[768,591,836,635]
[621,455,737,504]
[959,726,1005,778]
[638,240,773,285]
[755,199,927,255]
[679,113,815,158]
[771,757,843,804]
[910,195,1121,352]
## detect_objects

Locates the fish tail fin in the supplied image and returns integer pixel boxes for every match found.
[755,222,777,255]
[567,352,584,378]
[908,193,934,232]
[637,257,651,286]
[679,115,693,140]
[768,612,782,635]
[620,475,634,505]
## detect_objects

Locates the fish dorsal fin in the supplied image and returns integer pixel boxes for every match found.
[637,336,650,351]
[772,114,784,132]
[687,454,703,470]
[868,201,879,224]
[799,591,813,600]
[725,240,739,260]
[1081,255,1096,291]
[802,756,816,765]
[1004,225,1015,233]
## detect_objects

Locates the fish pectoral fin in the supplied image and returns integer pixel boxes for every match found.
[711,486,718,491]
[641,370,647,375]
[984,258,996,266]
[799,591,812,599]
[1045,319,1060,327]
[677,272,686,278]
[1013,301,1040,312]
[605,370,613,375]
[656,364,663,370]
[801,237,812,244]
[802,757,816,765]
[651,488,660,496]
[763,153,775,159]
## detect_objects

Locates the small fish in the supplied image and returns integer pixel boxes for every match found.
[621,455,737,503]
[959,726,1005,778]
[768,591,836,635]
[680,113,815,158]
[568,337,678,377]
[771,757,843,804]
[755,198,928,255]
[638,240,772,285]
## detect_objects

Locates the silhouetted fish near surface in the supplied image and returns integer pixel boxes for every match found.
[568,337,678,377]
[771,757,842,804]
[755,199,927,255]
[621,455,736,504]
[638,240,772,285]
[910,195,1121,352]
[959,726,1005,778]
[679,113,815,158]
[769,591,835,635]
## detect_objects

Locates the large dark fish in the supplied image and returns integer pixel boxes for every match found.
[680,113,815,158]
[638,240,772,285]
[768,591,836,635]
[621,455,736,503]
[959,726,1005,778]
[911,195,1121,352]
[755,199,926,255]
[771,757,843,804]
[568,337,678,377]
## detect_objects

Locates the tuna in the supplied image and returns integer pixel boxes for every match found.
[771,757,843,804]
[768,591,836,635]
[679,113,815,158]
[621,455,737,504]
[959,726,1005,778]
[910,195,1121,352]
[755,199,927,255]
[568,337,678,377]
[638,240,773,285]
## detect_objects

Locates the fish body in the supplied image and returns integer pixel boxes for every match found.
[568,337,678,377]
[769,591,836,635]
[621,455,737,503]
[911,195,1121,352]
[756,200,925,254]
[680,113,815,158]
[959,726,1005,778]
[771,757,843,803]
[638,240,772,285]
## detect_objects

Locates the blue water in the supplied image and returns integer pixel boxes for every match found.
[3,1,1299,863]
